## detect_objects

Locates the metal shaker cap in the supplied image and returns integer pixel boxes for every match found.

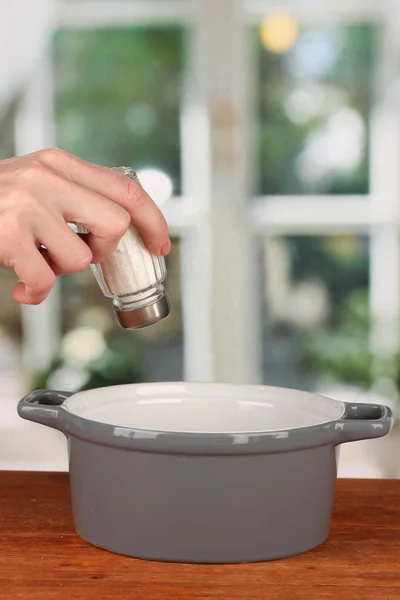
[114,292,171,330]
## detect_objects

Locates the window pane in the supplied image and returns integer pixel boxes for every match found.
[50,26,185,391]
[255,21,379,196]
[53,26,184,193]
[262,235,369,391]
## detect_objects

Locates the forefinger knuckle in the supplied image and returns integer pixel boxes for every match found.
[120,178,146,208]
[36,147,65,163]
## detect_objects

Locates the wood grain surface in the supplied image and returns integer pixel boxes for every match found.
[0,472,399,599]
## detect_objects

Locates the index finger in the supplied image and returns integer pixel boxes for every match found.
[34,148,171,256]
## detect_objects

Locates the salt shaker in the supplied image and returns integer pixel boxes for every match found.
[89,166,171,329]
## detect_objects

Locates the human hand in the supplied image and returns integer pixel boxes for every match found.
[0,148,170,304]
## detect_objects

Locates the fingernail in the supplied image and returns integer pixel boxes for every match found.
[161,239,171,256]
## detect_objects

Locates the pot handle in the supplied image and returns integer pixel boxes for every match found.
[18,389,73,434]
[335,402,393,444]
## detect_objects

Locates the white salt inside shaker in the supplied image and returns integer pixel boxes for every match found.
[90,166,170,329]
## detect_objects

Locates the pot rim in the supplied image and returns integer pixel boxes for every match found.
[17,384,393,455]
[62,382,346,435]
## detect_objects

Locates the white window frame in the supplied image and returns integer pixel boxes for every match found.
[16,0,400,383]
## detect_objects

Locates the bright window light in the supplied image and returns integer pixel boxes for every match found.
[136,168,173,206]
[260,11,299,54]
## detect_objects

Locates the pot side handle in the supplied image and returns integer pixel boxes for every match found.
[335,402,393,445]
[17,389,73,434]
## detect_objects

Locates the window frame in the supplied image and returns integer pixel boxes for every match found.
[16,0,400,383]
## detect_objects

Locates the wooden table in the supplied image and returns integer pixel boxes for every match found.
[0,473,399,599]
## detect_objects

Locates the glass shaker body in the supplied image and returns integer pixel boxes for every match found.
[86,167,170,329]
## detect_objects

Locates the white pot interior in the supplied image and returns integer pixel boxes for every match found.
[63,383,345,434]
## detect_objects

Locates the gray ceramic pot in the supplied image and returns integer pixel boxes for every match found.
[18,383,393,563]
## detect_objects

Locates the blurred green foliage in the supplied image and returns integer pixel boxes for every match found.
[300,288,400,389]
[287,235,369,322]
[51,28,185,385]
[32,333,144,393]
[256,22,378,195]
[53,27,184,192]
[300,289,373,387]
